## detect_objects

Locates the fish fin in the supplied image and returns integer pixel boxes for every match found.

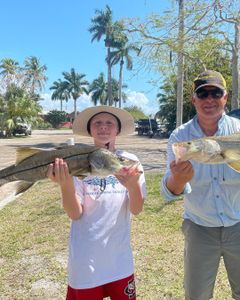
[14,180,35,195]
[16,147,46,164]
[54,144,73,149]
[223,149,240,161]
[72,170,89,178]
[0,181,34,209]
[227,161,240,173]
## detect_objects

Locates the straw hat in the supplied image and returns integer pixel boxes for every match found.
[72,105,135,136]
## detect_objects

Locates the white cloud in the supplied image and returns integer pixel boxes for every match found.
[40,93,92,113]
[40,90,159,116]
[123,90,159,116]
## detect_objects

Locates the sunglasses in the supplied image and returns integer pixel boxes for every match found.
[195,88,224,100]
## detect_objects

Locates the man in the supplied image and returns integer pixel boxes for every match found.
[161,70,240,300]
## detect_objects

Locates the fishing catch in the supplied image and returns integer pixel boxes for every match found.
[172,132,240,172]
[0,144,138,198]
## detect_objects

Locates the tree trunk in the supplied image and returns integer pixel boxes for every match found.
[176,0,184,128]
[107,47,113,106]
[74,98,77,119]
[231,21,240,109]
[118,59,124,108]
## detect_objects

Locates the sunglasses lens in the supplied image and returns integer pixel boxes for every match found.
[196,90,208,99]
[196,89,223,99]
[213,90,224,98]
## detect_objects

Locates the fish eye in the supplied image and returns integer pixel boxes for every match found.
[119,157,125,162]
[187,142,191,145]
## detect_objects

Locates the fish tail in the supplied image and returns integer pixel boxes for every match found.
[0,181,35,209]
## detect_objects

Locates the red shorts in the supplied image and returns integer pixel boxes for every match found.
[66,274,136,300]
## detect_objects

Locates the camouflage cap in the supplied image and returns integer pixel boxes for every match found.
[193,70,227,92]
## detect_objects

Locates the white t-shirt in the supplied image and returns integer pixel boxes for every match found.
[68,150,147,289]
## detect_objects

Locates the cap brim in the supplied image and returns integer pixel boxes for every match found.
[195,83,225,92]
[72,105,135,136]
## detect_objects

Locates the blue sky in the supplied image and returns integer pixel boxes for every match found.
[0,0,171,115]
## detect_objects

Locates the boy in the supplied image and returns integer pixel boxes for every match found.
[48,106,146,300]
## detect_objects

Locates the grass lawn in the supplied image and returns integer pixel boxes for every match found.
[0,173,232,299]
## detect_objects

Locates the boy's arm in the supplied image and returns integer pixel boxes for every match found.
[115,166,144,215]
[47,158,83,220]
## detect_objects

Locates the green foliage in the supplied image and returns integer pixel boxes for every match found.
[157,36,232,132]
[45,110,69,128]
[36,118,53,129]
[0,84,42,134]
[124,105,147,120]
[89,72,108,105]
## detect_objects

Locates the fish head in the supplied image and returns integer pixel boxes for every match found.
[172,138,221,163]
[89,149,139,176]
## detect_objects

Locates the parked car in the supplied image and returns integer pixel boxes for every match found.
[136,119,160,138]
[13,123,32,136]
[227,108,240,119]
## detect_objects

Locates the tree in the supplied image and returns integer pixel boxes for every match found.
[109,39,139,108]
[124,105,147,120]
[0,58,20,90]
[89,5,124,105]
[214,0,240,109]
[176,0,184,127]
[156,36,232,133]
[1,84,41,135]
[45,110,68,128]
[89,73,108,105]
[111,77,127,107]
[62,68,89,118]
[125,1,227,127]
[50,79,69,111]
[23,56,47,94]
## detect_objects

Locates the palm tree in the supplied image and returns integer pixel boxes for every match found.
[111,78,127,107]
[89,73,108,105]
[50,79,69,111]
[23,56,47,94]
[62,68,89,118]
[89,5,114,105]
[110,41,139,108]
[0,58,19,88]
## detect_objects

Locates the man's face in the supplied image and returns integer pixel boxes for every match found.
[192,86,227,119]
[89,113,119,145]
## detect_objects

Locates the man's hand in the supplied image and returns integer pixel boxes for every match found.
[166,160,194,195]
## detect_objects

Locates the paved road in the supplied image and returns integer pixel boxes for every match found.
[0,129,168,172]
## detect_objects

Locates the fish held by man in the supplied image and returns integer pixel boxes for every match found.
[0,144,139,199]
[172,132,240,172]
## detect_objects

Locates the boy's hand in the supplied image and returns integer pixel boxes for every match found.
[115,165,142,190]
[47,158,72,185]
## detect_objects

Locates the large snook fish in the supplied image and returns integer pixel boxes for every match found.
[0,144,139,198]
[172,132,240,172]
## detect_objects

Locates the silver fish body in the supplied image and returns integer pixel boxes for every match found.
[172,132,240,172]
[0,144,138,197]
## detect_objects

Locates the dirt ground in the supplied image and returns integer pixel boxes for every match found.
[0,129,168,172]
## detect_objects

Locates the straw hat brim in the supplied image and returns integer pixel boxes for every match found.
[72,106,135,136]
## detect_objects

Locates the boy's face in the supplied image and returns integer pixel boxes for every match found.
[89,113,120,146]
